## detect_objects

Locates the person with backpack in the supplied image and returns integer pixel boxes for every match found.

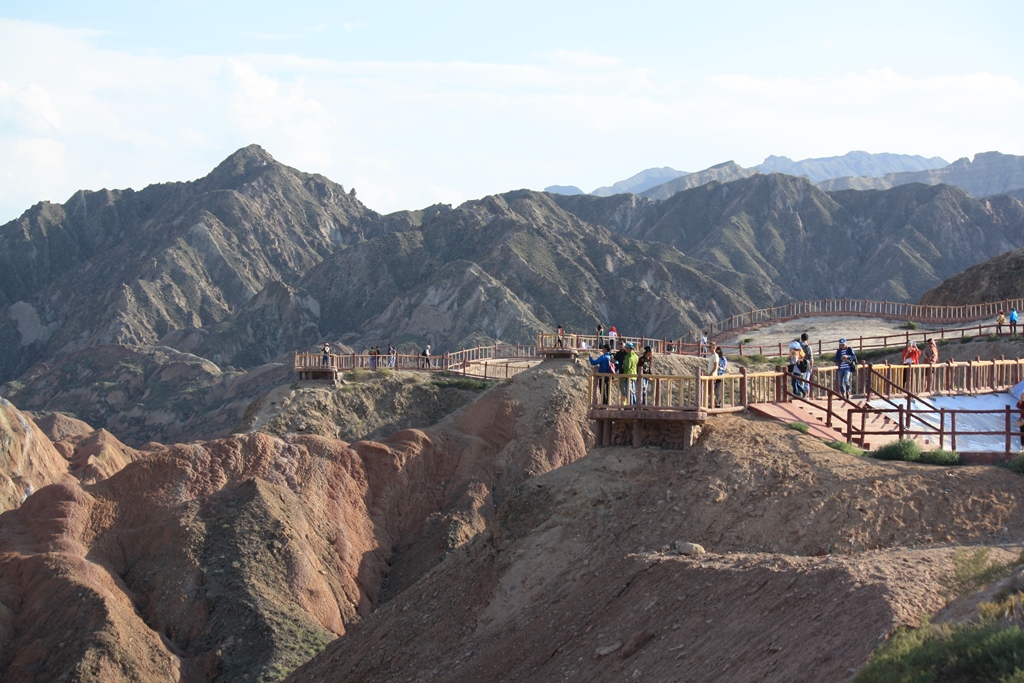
[835,339,857,399]
[800,332,814,397]
[638,346,654,405]
[922,338,939,393]
[621,342,639,405]
[788,341,806,398]
[421,345,431,369]
[588,344,615,404]
[1011,308,1019,335]
[901,340,921,391]
[997,311,1007,335]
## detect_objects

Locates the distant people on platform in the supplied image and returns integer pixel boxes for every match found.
[901,340,921,389]
[788,341,806,398]
[835,339,857,399]
[638,346,654,405]
[1011,308,1019,335]
[421,344,432,369]
[588,343,615,404]
[608,326,618,345]
[922,338,939,392]
[556,325,565,349]
[707,346,726,408]
[597,324,605,347]
[388,344,396,368]
[613,341,628,375]
[997,310,1007,335]
[699,333,709,358]
[321,342,331,367]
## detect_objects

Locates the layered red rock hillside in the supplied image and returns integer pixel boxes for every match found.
[0,361,594,681]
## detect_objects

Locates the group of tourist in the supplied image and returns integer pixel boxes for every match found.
[587,336,656,405]
[996,307,1019,335]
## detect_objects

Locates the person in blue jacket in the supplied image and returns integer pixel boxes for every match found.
[588,343,615,404]
[835,338,858,398]
[1011,308,1019,335]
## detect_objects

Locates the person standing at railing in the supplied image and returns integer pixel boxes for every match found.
[800,332,814,397]
[788,341,806,398]
[421,345,431,369]
[923,339,939,393]
[621,342,639,405]
[556,325,565,349]
[321,342,331,368]
[707,346,726,408]
[608,326,618,346]
[997,310,1007,335]
[1011,308,1019,335]
[638,346,654,405]
[588,344,615,404]
[700,333,709,358]
[901,341,921,391]
[388,343,396,368]
[835,339,857,399]
[597,324,604,348]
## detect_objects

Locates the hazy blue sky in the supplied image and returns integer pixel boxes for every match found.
[1,1,1022,221]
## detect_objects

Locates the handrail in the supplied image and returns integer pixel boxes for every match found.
[861,366,943,435]
[782,369,861,430]
[680,296,1024,342]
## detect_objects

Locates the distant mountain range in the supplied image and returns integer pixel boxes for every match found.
[3,146,1024,441]
[547,151,1024,203]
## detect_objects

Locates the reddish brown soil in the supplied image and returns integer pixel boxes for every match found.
[289,414,1024,683]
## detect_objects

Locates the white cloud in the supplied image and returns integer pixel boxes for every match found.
[0,16,1021,223]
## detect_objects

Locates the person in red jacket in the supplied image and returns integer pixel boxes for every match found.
[901,341,921,391]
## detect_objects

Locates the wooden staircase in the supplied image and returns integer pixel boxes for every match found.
[748,399,935,450]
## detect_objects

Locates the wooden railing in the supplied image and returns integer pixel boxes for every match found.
[846,405,1019,452]
[295,343,539,380]
[680,296,1024,343]
[541,320,1024,360]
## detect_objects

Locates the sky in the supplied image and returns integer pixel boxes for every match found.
[1,0,1022,222]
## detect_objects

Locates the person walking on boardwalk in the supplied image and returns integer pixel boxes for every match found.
[835,339,857,399]
[621,342,639,405]
[788,341,806,398]
[1011,308,1019,335]
[997,310,1007,335]
[800,332,814,397]
[421,344,431,369]
[922,338,939,393]
[901,340,921,391]
[638,346,654,405]
[556,325,565,349]
[588,344,615,404]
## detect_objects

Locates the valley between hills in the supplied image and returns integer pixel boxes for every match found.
[2,147,1024,681]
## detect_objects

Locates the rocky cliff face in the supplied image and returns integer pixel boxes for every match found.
[918,246,1024,305]
[556,174,1024,302]
[0,145,377,382]
[639,160,759,200]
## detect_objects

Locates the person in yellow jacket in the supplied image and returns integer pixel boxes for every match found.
[621,342,639,404]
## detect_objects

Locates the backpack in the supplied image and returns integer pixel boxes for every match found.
[717,356,727,375]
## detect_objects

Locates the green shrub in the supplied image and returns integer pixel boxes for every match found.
[940,547,1013,599]
[961,336,974,343]
[825,440,865,456]
[988,334,1001,342]
[854,621,1024,683]
[1005,454,1024,475]
[917,449,961,466]
[742,337,755,344]
[348,368,370,381]
[870,439,922,462]
[745,354,768,364]
[901,321,919,330]
[431,377,492,391]
[789,421,809,434]
[376,368,393,377]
